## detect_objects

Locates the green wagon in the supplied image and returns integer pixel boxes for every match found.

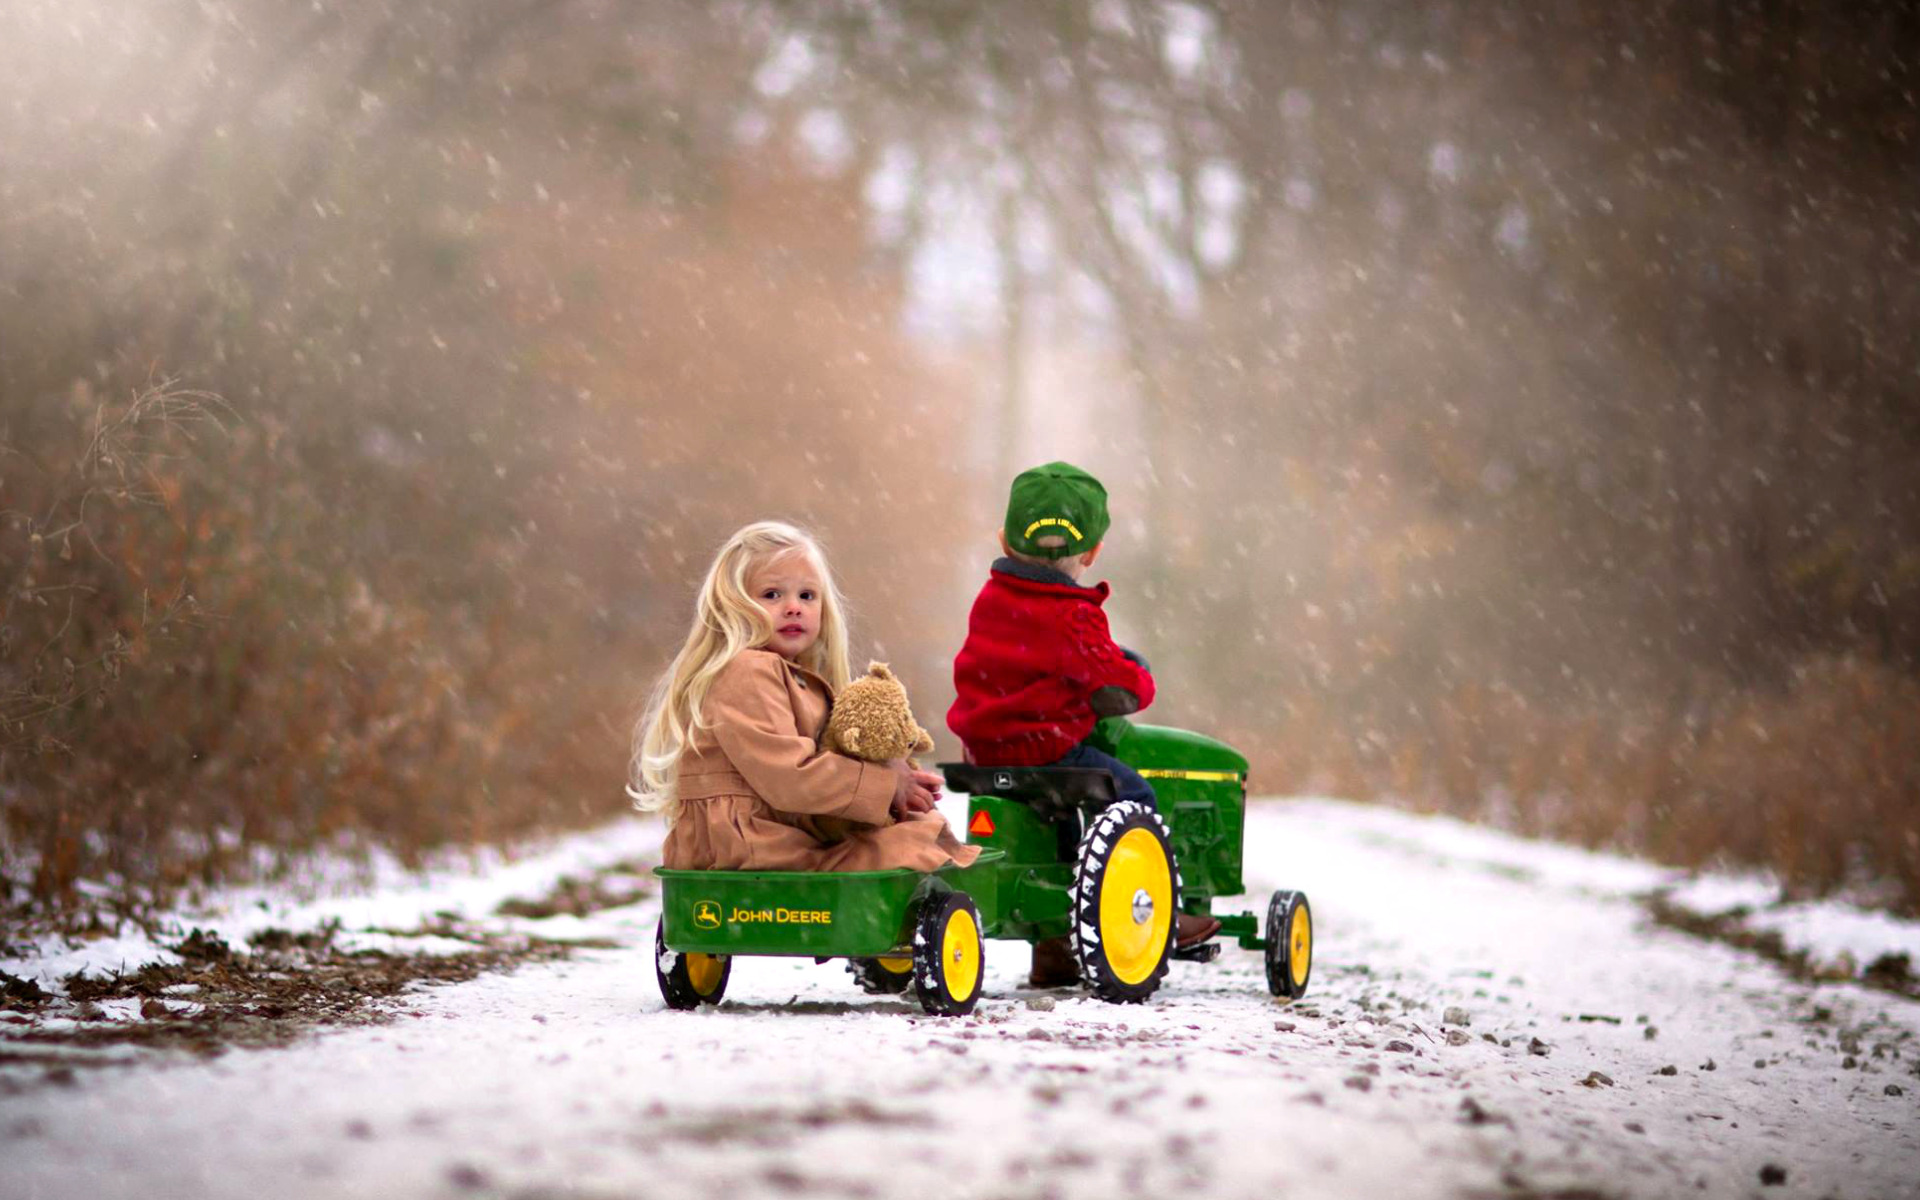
[654,717,1313,1016]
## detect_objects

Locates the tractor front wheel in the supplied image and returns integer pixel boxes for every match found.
[1264,890,1312,999]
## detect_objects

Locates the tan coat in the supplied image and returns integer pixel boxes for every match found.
[662,650,981,873]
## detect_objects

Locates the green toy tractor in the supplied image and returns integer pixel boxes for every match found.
[653,717,1312,1015]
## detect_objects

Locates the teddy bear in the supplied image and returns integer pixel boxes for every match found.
[821,661,935,763]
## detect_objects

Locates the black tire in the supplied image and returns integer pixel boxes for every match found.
[847,954,915,995]
[1070,800,1179,1004]
[655,918,731,1010]
[911,891,984,1016]
[1265,890,1313,999]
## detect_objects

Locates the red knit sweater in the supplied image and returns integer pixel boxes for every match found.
[947,558,1156,766]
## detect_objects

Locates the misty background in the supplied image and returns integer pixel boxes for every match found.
[3,1,1917,915]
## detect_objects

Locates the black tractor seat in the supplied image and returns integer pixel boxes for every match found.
[938,763,1116,823]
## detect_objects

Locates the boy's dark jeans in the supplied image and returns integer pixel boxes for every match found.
[1047,742,1156,810]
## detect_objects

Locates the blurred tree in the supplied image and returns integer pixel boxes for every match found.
[3,0,1916,912]
[0,0,966,902]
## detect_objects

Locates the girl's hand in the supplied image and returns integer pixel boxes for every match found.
[888,759,940,821]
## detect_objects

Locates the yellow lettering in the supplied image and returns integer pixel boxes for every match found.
[725,905,830,925]
[1023,516,1084,541]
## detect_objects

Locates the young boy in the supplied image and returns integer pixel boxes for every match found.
[948,461,1220,986]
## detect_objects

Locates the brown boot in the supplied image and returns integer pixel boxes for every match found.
[1028,936,1081,988]
[1175,913,1221,948]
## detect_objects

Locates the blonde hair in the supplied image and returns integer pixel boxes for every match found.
[627,521,852,822]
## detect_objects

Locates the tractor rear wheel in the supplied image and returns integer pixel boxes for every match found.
[1070,800,1179,1003]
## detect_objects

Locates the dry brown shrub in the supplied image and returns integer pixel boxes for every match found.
[1245,657,1920,915]
[1679,659,1920,908]
[1,141,968,918]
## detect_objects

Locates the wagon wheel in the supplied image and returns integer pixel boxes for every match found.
[1071,800,1178,1003]
[655,918,731,1010]
[911,891,984,1016]
[1264,890,1313,999]
[847,954,915,995]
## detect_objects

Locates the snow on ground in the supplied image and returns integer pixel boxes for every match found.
[4,798,1919,1200]
[0,817,666,995]
[1301,799,1920,976]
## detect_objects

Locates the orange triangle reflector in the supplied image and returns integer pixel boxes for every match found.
[968,809,995,838]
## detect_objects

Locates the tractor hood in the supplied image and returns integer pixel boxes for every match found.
[1096,720,1250,779]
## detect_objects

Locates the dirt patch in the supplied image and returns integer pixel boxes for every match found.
[1643,894,1920,1002]
[493,859,655,920]
[0,846,661,1087]
[1465,1182,1617,1200]
[0,919,575,1088]
[639,1098,934,1149]
[1,971,47,1008]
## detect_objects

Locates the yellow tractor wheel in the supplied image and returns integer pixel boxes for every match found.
[655,918,731,1010]
[1071,800,1179,1003]
[848,954,915,995]
[911,892,984,1016]
[1264,890,1312,999]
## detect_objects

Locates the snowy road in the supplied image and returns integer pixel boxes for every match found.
[5,799,1917,1200]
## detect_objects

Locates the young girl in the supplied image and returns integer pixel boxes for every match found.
[630,521,979,872]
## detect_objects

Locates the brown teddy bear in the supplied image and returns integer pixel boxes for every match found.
[822,661,935,763]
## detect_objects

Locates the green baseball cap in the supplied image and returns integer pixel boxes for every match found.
[1004,461,1110,559]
